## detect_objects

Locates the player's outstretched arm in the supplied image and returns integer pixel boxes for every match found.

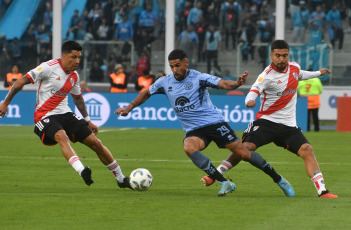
[115,89,151,116]
[0,76,31,117]
[218,71,248,90]
[73,95,98,135]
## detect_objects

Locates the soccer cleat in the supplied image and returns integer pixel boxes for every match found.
[117,177,133,190]
[217,181,236,197]
[81,167,94,186]
[277,177,295,197]
[319,190,338,198]
[200,176,215,187]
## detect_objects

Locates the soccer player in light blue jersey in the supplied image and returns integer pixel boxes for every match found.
[115,49,294,197]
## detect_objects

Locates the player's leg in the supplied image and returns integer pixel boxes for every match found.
[285,128,337,198]
[82,133,132,189]
[34,117,93,186]
[184,136,235,196]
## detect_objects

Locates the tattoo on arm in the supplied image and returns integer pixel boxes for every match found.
[4,77,31,104]
[73,96,88,117]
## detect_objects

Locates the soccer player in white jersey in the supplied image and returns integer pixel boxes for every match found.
[203,40,337,198]
[0,40,132,189]
[115,49,294,197]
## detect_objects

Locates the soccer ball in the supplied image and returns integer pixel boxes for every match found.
[129,168,153,191]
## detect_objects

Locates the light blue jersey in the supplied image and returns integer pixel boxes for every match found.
[149,69,224,133]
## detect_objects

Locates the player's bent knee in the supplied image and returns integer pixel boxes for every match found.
[54,130,69,143]
[298,143,314,158]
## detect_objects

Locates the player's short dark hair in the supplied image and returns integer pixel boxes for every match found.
[168,49,187,61]
[62,40,82,53]
[271,40,289,51]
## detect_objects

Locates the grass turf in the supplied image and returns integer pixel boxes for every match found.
[0,126,350,229]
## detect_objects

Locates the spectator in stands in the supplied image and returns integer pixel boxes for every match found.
[135,49,150,77]
[9,37,22,66]
[308,4,326,31]
[80,81,92,92]
[326,3,344,49]
[135,68,155,93]
[176,24,199,68]
[110,64,128,93]
[67,20,87,40]
[0,34,10,78]
[138,3,158,36]
[223,2,239,51]
[203,24,222,74]
[70,10,81,29]
[187,1,203,26]
[135,29,153,57]
[194,14,208,63]
[88,2,102,22]
[43,3,52,32]
[107,52,118,74]
[35,24,51,43]
[292,1,309,44]
[309,21,323,45]
[96,17,109,40]
[257,17,275,68]
[39,46,50,63]
[4,64,22,90]
[204,4,220,29]
[115,13,134,61]
[156,70,166,80]
[238,16,257,63]
[89,60,105,82]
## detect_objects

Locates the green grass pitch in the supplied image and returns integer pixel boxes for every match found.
[0,126,350,229]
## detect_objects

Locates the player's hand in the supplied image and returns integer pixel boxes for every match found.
[0,102,8,117]
[88,121,98,135]
[319,68,331,76]
[237,71,248,86]
[115,107,130,116]
[246,100,256,108]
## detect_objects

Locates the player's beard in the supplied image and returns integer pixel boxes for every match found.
[275,62,287,72]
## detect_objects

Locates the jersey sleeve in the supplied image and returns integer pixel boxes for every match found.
[149,77,166,95]
[199,73,221,88]
[249,72,267,96]
[26,63,50,84]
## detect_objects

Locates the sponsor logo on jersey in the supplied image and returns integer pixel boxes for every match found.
[37,67,43,71]
[258,77,264,82]
[51,89,69,97]
[174,96,195,113]
[277,88,296,96]
[168,86,173,92]
[184,82,193,90]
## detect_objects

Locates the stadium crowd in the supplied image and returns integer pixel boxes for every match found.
[0,0,350,89]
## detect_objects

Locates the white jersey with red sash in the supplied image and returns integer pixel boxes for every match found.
[26,59,81,124]
[248,62,302,127]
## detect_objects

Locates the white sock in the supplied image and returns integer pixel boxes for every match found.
[68,156,85,175]
[311,171,327,195]
[217,160,232,174]
[107,160,125,183]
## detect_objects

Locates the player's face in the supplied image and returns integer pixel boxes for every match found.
[62,50,82,72]
[169,58,189,81]
[270,49,289,72]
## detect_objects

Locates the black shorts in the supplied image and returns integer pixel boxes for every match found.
[185,122,240,148]
[242,119,308,154]
[34,112,92,145]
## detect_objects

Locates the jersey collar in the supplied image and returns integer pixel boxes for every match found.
[58,59,71,74]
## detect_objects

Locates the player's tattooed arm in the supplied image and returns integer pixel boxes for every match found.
[218,71,248,90]
[115,89,151,116]
[73,95,89,118]
[3,76,31,105]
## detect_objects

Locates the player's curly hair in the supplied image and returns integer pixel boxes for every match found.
[168,49,187,61]
[271,40,289,51]
[62,40,82,53]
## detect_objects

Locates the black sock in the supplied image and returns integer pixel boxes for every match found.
[249,151,282,183]
[205,163,227,182]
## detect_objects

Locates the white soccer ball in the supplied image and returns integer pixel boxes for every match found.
[129,168,153,191]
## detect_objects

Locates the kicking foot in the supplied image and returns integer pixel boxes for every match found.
[319,190,338,198]
[81,167,94,186]
[200,176,214,187]
[277,177,295,197]
[218,181,236,197]
[117,177,133,190]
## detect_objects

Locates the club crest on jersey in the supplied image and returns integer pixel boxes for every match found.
[253,126,259,131]
[293,72,298,80]
[43,118,50,123]
[184,82,193,90]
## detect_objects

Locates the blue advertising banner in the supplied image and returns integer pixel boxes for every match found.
[0,91,307,131]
